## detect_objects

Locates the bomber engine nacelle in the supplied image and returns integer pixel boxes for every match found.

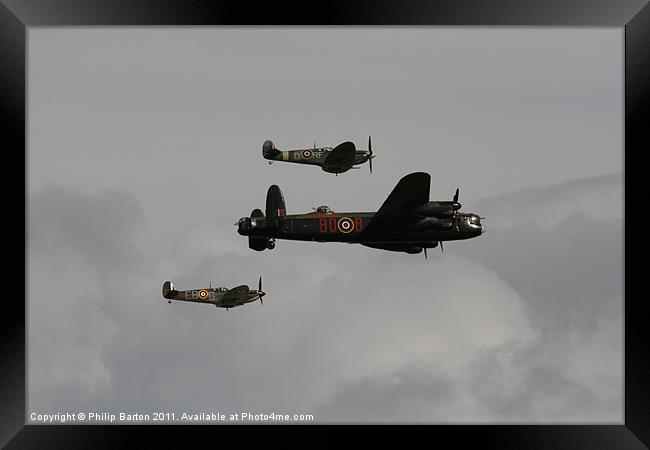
[410,201,461,218]
[413,217,454,231]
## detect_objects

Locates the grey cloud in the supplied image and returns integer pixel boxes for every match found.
[27,29,623,423]
[312,174,623,422]
[28,172,622,423]
[315,313,622,423]
[476,173,623,228]
[314,365,458,423]
[29,185,144,269]
[29,184,538,420]
[464,318,622,422]
[458,175,623,333]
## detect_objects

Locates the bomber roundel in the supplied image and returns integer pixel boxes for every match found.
[300,149,313,159]
[198,289,209,300]
[337,217,355,234]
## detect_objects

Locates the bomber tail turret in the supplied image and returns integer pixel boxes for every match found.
[238,184,285,252]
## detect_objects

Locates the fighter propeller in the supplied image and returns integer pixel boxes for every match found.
[258,276,266,306]
[368,136,375,174]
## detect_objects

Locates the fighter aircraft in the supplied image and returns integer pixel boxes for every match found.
[236,172,484,257]
[262,136,375,174]
[162,278,266,310]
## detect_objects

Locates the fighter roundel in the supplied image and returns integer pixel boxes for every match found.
[300,149,313,159]
[198,289,209,300]
[337,217,355,234]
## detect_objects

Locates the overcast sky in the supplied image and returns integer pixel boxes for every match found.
[27,28,622,423]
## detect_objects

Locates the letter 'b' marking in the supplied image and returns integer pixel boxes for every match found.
[337,217,355,234]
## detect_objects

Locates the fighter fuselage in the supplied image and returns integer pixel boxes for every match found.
[262,140,372,174]
[162,282,263,308]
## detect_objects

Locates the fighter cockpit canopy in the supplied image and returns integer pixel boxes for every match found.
[316,205,332,213]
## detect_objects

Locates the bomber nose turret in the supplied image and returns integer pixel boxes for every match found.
[465,214,485,235]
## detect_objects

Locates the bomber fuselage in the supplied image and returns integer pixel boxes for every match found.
[237,209,482,245]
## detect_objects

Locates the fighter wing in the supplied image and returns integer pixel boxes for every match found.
[222,285,250,302]
[324,142,356,167]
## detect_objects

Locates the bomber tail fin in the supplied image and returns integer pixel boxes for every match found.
[265,184,286,229]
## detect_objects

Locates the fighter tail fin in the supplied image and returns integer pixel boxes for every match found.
[262,140,281,160]
[162,281,178,299]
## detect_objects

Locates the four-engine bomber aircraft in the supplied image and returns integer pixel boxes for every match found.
[162,278,267,310]
[262,136,375,174]
[237,172,484,257]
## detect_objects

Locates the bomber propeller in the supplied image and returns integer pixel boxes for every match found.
[451,188,462,231]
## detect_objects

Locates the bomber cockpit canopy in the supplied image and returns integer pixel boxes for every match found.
[316,205,332,213]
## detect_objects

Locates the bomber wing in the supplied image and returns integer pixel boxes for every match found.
[374,172,430,219]
[222,285,250,303]
[365,172,431,232]
[324,142,356,168]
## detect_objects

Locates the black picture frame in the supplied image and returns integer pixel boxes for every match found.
[2,0,648,447]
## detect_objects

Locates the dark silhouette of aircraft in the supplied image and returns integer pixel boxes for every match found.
[162,278,266,310]
[262,136,375,174]
[236,172,484,257]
